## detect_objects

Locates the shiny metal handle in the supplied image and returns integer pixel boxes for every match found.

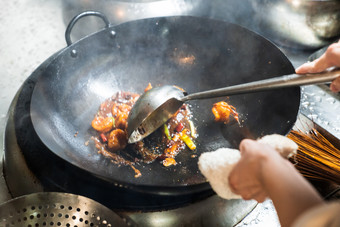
[181,69,340,101]
[65,11,110,46]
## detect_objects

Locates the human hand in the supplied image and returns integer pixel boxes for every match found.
[295,40,340,92]
[228,139,282,202]
[229,140,324,227]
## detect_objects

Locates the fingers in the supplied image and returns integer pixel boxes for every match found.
[229,139,275,202]
[252,191,268,203]
[296,42,340,74]
[230,179,267,202]
[228,167,247,195]
[239,139,257,153]
[228,166,241,194]
[240,188,263,201]
[239,139,276,158]
[330,76,340,92]
[295,42,340,93]
[229,169,267,201]
[295,62,318,74]
[295,53,331,74]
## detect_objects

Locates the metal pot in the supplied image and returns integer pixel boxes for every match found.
[62,0,211,42]
[62,0,340,50]
[250,0,340,49]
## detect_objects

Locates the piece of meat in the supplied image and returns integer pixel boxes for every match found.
[108,129,127,151]
[91,116,114,133]
[212,101,239,123]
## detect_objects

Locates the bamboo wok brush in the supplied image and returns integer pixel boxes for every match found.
[287,129,340,185]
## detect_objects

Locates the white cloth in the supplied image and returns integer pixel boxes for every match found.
[198,134,298,200]
[198,147,242,199]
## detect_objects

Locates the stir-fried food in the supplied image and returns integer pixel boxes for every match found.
[91,85,197,178]
[212,101,239,124]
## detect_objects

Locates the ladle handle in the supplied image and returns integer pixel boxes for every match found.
[181,70,340,101]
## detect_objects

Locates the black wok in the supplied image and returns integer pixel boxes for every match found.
[30,12,300,195]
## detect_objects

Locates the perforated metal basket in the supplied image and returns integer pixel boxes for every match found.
[0,192,133,227]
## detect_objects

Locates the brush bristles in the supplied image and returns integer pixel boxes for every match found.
[287,129,340,184]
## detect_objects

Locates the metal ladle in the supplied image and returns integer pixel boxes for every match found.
[127,70,340,143]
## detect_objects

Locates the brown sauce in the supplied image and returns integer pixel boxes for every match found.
[91,90,196,178]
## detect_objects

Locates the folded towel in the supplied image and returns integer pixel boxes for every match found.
[198,134,298,200]
[258,134,298,158]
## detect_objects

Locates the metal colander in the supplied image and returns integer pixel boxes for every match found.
[0,192,133,227]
